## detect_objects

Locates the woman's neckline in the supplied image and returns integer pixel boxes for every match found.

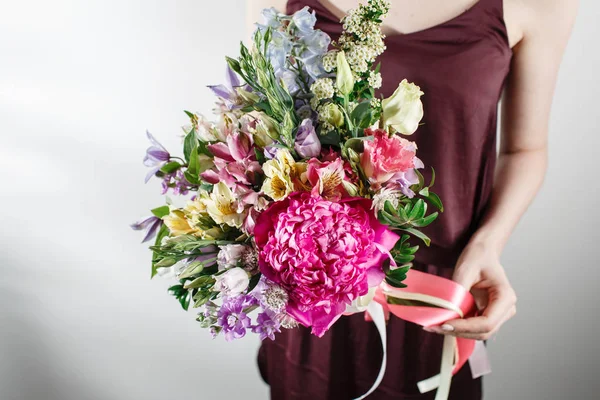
[315,0,484,38]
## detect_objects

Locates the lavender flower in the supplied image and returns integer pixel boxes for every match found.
[252,310,281,341]
[161,169,190,196]
[216,295,257,341]
[144,130,170,183]
[130,215,162,243]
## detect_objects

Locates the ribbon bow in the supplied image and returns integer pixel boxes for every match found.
[354,269,490,400]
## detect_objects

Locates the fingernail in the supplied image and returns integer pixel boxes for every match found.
[441,324,455,332]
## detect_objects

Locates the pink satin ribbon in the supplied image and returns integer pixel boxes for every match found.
[372,268,477,375]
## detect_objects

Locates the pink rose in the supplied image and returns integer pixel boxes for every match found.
[254,192,399,337]
[360,128,419,186]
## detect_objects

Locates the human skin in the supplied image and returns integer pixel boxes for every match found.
[246,0,579,340]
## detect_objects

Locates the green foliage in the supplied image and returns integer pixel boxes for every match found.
[151,205,170,219]
[151,224,170,278]
[184,146,200,185]
[160,161,182,174]
[183,129,198,163]
[226,29,298,149]
[391,234,419,265]
[376,168,443,247]
[168,282,191,311]
[350,101,379,129]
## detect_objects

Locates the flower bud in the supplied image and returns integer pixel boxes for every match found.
[336,51,355,96]
[213,267,250,296]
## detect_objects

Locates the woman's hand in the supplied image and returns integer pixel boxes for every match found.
[424,240,517,340]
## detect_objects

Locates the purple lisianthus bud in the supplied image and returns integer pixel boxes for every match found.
[214,267,250,296]
[294,119,321,159]
[217,244,249,270]
[292,7,317,33]
[263,145,279,160]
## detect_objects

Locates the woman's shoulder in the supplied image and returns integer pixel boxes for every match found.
[504,0,579,48]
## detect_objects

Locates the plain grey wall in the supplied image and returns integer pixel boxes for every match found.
[0,0,598,399]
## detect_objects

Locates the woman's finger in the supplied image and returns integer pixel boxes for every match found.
[430,284,516,338]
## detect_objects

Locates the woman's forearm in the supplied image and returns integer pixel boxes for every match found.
[469,146,548,255]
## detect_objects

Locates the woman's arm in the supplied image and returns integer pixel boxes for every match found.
[246,0,288,39]
[427,0,579,339]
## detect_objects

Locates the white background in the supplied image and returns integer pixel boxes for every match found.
[1,0,599,399]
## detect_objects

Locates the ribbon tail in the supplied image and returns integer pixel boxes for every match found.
[416,335,456,398]
[469,340,492,379]
[353,301,387,400]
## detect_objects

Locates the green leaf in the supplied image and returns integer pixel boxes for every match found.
[408,199,426,221]
[429,167,436,188]
[184,275,215,290]
[385,276,407,288]
[183,129,198,163]
[180,292,191,310]
[383,200,396,215]
[319,130,341,146]
[394,254,415,264]
[254,148,266,165]
[415,168,425,190]
[184,146,200,185]
[424,192,444,212]
[247,273,261,293]
[381,258,391,274]
[410,212,439,228]
[192,290,211,308]
[160,161,182,174]
[151,205,170,219]
[151,224,170,278]
[400,227,432,246]
[350,101,376,129]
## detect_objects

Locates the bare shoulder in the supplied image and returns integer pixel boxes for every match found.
[504,0,579,47]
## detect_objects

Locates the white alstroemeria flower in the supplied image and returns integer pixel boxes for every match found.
[204,182,246,228]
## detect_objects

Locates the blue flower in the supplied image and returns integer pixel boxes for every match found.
[301,30,330,56]
[292,7,317,33]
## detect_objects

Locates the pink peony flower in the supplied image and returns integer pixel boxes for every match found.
[360,128,420,186]
[254,192,399,337]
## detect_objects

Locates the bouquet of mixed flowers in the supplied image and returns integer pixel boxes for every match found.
[132,0,443,341]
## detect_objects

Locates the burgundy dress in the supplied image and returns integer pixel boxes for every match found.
[258,0,512,398]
